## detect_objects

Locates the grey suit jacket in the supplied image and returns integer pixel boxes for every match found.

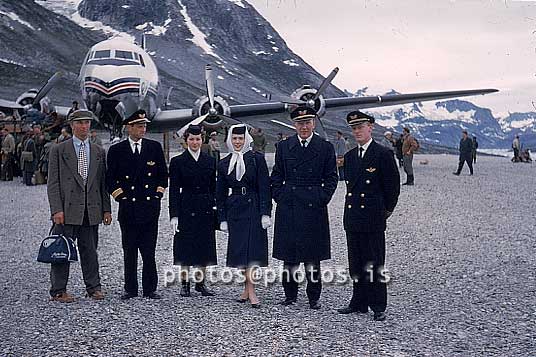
[47,138,111,226]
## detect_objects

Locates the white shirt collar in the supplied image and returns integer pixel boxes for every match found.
[128,137,142,154]
[297,133,314,147]
[358,138,373,156]
[187,147,200,161]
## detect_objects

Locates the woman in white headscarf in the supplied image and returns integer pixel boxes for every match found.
[216,124,272,308]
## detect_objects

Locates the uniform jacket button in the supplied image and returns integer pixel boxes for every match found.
[148,173,152,176]
[347,204,352,209]
[308,186,312,190]
[365,180,370,184]
[360,205,365,209]
[191,213,196,217]
[360,193,365,197]
[147,197,150,200]
[131,186,135,190]
[347,193,352,197]
[145,185,149,188]
[308,203,313,207]
[132,198,136,202]
[125,176,129,179]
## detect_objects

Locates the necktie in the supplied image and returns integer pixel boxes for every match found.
[358,147,364,159]
[301,139,307,148]
[78,141,88,183]
[134,142,140,155]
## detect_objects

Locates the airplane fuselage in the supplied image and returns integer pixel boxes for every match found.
[79,39,159,135]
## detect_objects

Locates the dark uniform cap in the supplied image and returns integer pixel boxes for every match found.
[290,106,317,122]
[186,125,202,135]
[230,125,247,135]
[346,110,374,126]
[68,109,95,122]
[123,109,150,125]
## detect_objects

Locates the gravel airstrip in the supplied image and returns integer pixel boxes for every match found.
[0,153,534,356]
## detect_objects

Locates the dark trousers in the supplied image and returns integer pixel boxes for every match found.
[119,220,158,295]
[282,261,322,303]
[337,166,345,181]
[1,155,13,180]
[456,155,473,175]
[345,231,387,313]
[50,222,101,296]
[23,170,33,185]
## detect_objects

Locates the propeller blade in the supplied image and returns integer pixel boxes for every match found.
[33,72,62,107]
[205,64,215,109]
[313,67,339,101]
[270,119,295,131]
[314,117,328,140]
[276,96,306,105]
[176,113,209,137]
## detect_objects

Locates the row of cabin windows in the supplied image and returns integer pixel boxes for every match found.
[88,50,145,67]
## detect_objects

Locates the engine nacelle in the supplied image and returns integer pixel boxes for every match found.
[193,95,231,129]
[16,89,39,107]
[290,85,326,118]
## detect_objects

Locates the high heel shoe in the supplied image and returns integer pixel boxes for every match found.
[236,298,248,303]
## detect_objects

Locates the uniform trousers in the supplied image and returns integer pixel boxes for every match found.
[119,220,158,295]
[282,261,322,303]
[456,155,474,174]
[50,214,100,296]
[346,231,387,313]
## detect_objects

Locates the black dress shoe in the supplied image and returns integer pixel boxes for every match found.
[337,306,362,314]
[180,282,191,297]
[373,311,386,321]
[309,301,321,310]
[194,283,215,296]
[120,292,138,300]
[452,172,460,176]
[279,297,297,306]
[143,292,162,300]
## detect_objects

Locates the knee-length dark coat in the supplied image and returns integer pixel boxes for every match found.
[169,150,217,266]
[216,151,272,268]
[271,134,338,263]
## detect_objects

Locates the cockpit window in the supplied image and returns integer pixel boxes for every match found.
[115,50,133,60]
[94,50,111,59]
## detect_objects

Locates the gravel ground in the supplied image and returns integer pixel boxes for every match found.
[1,154,535,356]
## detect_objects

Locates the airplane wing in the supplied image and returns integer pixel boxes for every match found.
[323,88,498,110]
[151,108,193,130]
[0,99,24,110]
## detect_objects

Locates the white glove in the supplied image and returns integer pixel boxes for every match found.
[170,217,179,232]
[220,221,228,233]
[261,215,272,230]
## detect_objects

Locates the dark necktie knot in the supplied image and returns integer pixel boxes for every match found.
[358,147,364,159]
[301,139,307,148]
[134,143,140,155]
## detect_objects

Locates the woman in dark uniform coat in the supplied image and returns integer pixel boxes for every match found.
[216,124,272,308]
[169,125,217,297]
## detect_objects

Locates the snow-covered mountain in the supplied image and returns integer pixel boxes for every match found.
[351,87,536,149]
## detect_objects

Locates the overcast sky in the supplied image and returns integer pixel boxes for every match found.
[246,0,536,116]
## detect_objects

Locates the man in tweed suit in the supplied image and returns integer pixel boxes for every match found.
[47,109,112,303]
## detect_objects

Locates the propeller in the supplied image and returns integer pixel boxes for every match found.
[32,72,62,108]
[279,67,339,108]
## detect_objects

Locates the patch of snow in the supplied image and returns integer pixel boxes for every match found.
[253,50,270,56]
[479,148,510,157]
[122,5,130,9]
[0,58,27,68]
[251,87,261,94]
[267,35,273,40]
[376,118,399,128]
[283,59,299,67]
[36,0,135,42]
[177,0,222,60]
[272,46,279,52]
[227,0,246,8]
[0,10,35,30]
[510,118,535,129]
[217,75,224,80]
